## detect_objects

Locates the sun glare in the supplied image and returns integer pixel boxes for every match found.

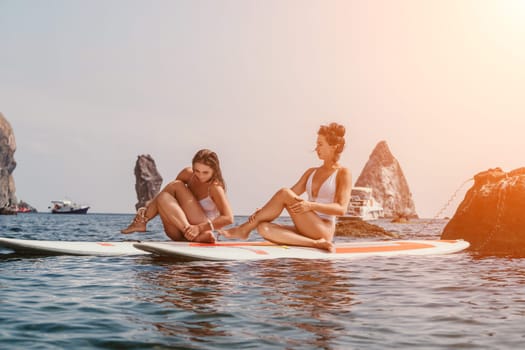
[466,0,525,58]
[488,0,525,32]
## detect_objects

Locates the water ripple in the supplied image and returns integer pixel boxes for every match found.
[1,215,525,349]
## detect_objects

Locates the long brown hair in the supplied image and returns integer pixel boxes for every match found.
[192,149,226,191]
[318,122,346,161]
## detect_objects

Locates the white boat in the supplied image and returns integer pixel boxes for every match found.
[49,200,90,214]
[340,187,384,221]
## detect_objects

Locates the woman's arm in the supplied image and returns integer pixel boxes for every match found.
[245,168,315,225]
[290,168,316,196]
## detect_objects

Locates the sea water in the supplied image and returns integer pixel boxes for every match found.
[1,213,525,349]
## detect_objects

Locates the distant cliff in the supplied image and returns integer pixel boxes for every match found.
[0,112,17,210]
[355,141,417,218]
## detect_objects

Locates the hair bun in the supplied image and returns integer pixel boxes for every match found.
[336,124,345,137]
[327,122,345,137]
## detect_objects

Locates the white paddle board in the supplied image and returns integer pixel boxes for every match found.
[133,239,470,261]
[0,237,155,256]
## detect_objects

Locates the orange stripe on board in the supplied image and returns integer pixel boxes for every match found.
[189,241,275,247]
[242,248,269,255]
[335,241,434,254]
[97,243,115,246]
[188,242,270,254]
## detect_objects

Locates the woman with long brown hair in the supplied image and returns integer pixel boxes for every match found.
[220,123,352,252]
[121,149,234,243]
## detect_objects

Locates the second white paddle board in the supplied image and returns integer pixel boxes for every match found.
[133,239,470,261]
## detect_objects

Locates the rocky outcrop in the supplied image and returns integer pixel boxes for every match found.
[355,141,417,218]
[336,218,399,239]
[0,112,17,211]
[134,154,163,210]
[441,167,525,256]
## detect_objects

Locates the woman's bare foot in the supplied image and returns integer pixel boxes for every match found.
[314,238,335,253]
[192,231,216,243]
[121,221,146,234]
[218,224,251,240]
[121,208,148,234]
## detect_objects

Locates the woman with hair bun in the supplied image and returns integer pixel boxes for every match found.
[121,149,234,243]
[220,123,352,252]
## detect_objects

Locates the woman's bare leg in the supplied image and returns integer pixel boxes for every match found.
[159,211,184,241]
[143,180,180,221]
[121,207,149,234]
[121,181,180,234]
[157,191,191,229]
[124,179,216,242]
[159,208,215,242]
[170,181,215,243]
[220,188,296,239]
[158,181,215,243]
[220,187,336,251]
[257,222,334,252]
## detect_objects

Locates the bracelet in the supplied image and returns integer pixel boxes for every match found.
[207,219,215,232]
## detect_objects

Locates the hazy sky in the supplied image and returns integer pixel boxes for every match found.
[2,0,524,217]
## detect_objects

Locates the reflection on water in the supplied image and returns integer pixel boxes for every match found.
[470,255,525,287]
[134,257,356,348]
[134,258,234,341]
[250,259,355,348]
[3,215,525,348]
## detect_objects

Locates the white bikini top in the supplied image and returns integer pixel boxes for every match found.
[306,168,339,222]
[190,174,221,220]
[199,194,220,220]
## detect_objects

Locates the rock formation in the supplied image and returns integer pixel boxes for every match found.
[0,112,17,211]
[133,154,163,210]
[336,218,399,239]
[354,141,417,218]
[441,167,525,256]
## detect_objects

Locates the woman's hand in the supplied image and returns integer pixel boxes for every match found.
[288,197,313,214]
[183,224,200,241]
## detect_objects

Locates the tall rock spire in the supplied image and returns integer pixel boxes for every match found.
[133,154,163,211]
[355,141,417,218]
[0,112,17,210]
